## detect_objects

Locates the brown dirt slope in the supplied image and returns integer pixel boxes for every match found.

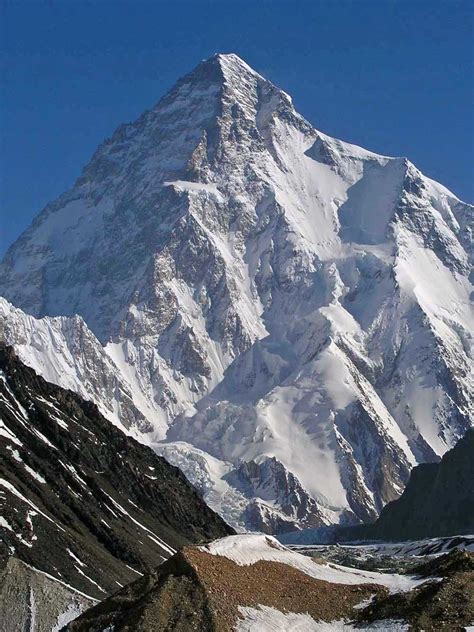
[66,547,474,631]
[65,547,384,631]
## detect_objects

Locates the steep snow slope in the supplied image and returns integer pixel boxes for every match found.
[1,54,472,532]
[0,298,156,435]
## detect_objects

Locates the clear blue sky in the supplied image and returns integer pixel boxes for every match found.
[1,0,473,254]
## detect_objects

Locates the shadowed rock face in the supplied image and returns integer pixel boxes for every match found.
[0,344,233,606]
[365,428,474,541]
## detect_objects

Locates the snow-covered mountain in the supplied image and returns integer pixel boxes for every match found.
[1,53,472,532]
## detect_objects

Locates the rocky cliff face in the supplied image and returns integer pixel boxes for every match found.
[280,429,474,545]
[1,53,472,532]
[367,428,474,540]
[0,343,232,622]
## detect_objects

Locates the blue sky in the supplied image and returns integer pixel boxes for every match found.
[1,0,473,254]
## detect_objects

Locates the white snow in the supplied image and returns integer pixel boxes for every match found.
[0,417,22,446]
[236,605,332,631]
[23,561,98,601]
[51,602,87,632]
[155,441,249,531]
[75,566,106,593]
[125,564,143,576]
[0,478,65,532]
[7,448,47,484]
[67,548,86,567]
[23,464,46,485]
[164,180,223,200]
[100,490,175,555]
[236,606,410,631]
[281,533,474,557]
[200,535,430,593]
[0,516,13,531]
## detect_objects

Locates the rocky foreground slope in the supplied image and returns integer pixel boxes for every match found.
[1,53,472,532]
[0,345,232,629]
[65,534,474,631]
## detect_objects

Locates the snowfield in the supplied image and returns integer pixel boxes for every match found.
[236,607,411,632]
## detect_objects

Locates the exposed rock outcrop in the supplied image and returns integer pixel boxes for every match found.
[0,344,233,625]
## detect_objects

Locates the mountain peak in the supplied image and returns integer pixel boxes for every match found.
[212,52,262,76]
[1,51,472,535]
[198,52,261,76]
[177,52,278,106]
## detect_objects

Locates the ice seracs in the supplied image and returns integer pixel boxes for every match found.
[0,53,472,532]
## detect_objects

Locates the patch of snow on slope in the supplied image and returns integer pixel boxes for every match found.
[200,535,428,593]
[236,606,410,631]
[236,605,334,631]
[51,602,86,632]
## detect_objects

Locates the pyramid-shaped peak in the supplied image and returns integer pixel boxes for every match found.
[154,52,289,124]
[213,53,262,75]
[185,52,267,89]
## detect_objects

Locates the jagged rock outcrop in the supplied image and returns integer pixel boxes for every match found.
[225,457,337,533]
[366,428,474,540]
[1,53,472,532]
[0,344,233,624]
